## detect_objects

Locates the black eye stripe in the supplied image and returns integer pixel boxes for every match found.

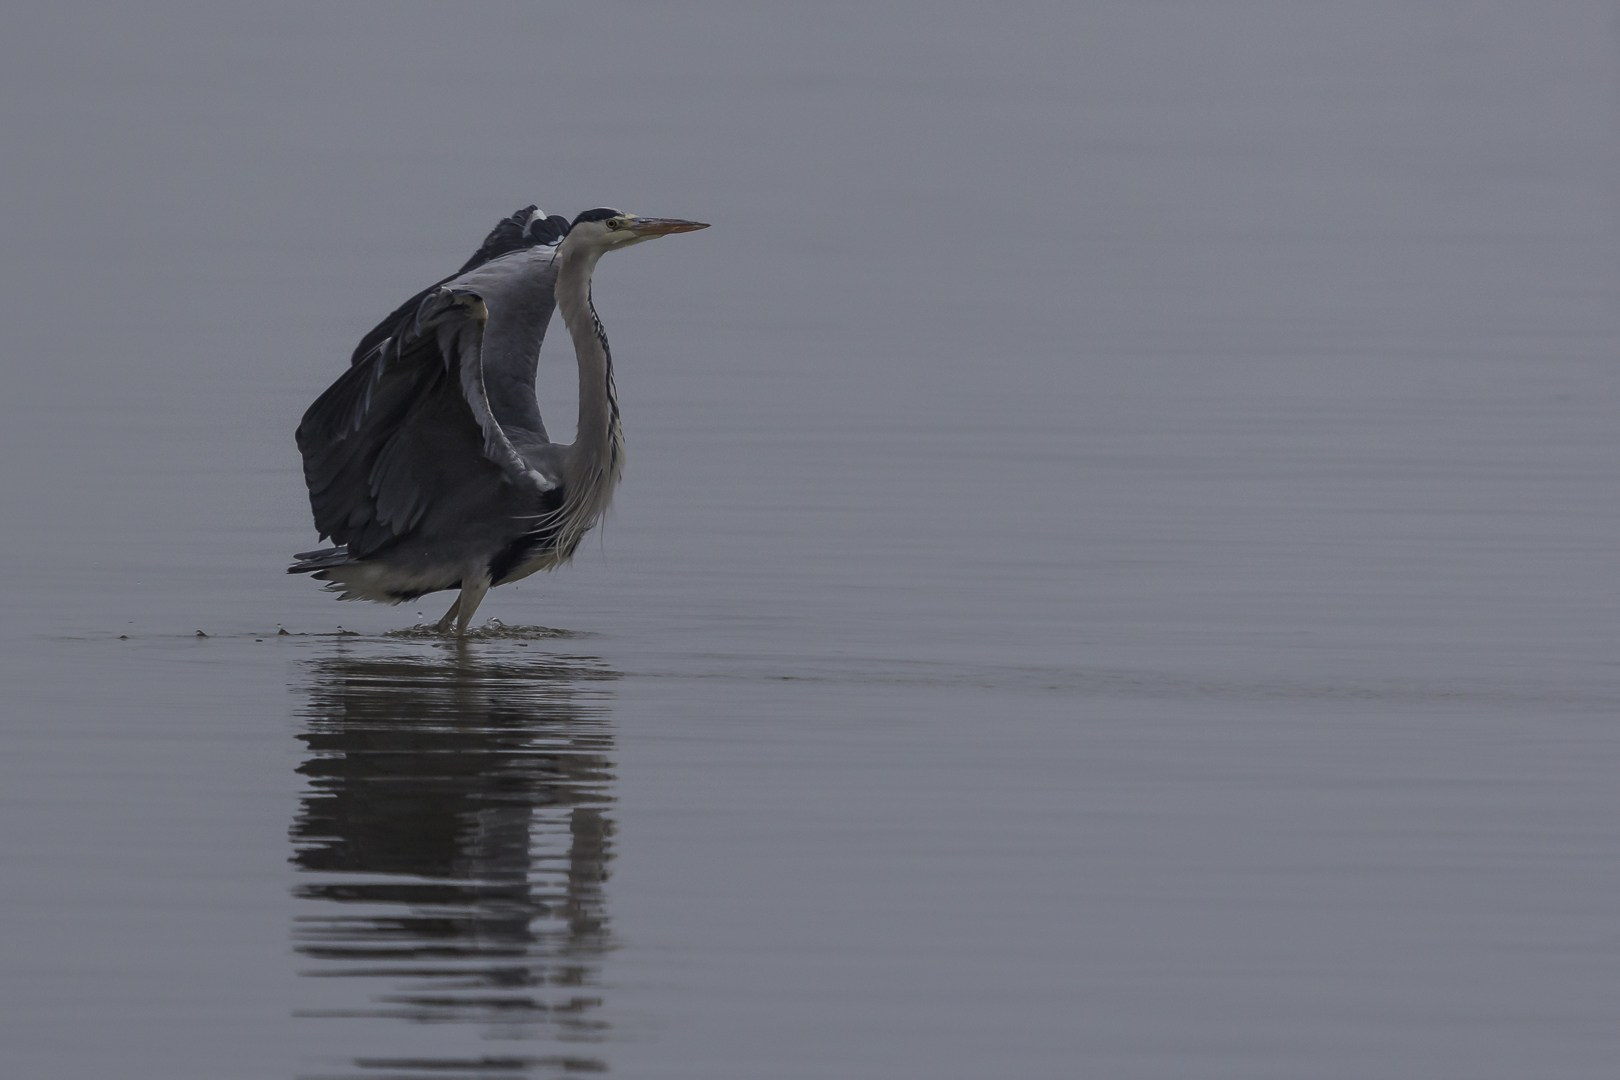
[571,207,625,226]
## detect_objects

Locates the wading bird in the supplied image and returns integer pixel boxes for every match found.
[290,206,708,633]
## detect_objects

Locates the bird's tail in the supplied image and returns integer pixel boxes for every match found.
[287,545,351,575]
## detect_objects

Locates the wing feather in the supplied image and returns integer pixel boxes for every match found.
[295,206,570,557]
[296,297,454,552]
[437,289,559,497]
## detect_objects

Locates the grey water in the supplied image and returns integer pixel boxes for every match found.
[2,2,1618,1077]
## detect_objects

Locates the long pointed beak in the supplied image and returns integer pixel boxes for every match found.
[627,217,710,237]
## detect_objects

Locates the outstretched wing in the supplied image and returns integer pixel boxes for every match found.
[295,207,570,557]
[347,205,568,367]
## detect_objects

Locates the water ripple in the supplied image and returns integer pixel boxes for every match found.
[291,649,617,1078]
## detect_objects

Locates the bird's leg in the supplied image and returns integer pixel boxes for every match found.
[454,574,492,636]
[434,596,461,633]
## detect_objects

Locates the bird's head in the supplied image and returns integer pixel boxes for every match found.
[564,207,709,255]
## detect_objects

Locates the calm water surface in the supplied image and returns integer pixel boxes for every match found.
[3,3,1618,1078]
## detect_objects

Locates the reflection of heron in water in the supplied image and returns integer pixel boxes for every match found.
[290,645,617,1076]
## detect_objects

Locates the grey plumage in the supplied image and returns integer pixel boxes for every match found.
[290,205,708,633]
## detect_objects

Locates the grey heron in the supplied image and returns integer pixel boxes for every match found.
[290,205,709,633]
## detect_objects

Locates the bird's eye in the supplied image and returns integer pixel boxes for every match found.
[606,218,625,231]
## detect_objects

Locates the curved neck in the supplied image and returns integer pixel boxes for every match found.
[555,244,622,480]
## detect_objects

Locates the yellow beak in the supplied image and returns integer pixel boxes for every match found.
[626,217,710,237]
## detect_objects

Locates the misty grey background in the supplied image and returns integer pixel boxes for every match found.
[3,2,1618,1078]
